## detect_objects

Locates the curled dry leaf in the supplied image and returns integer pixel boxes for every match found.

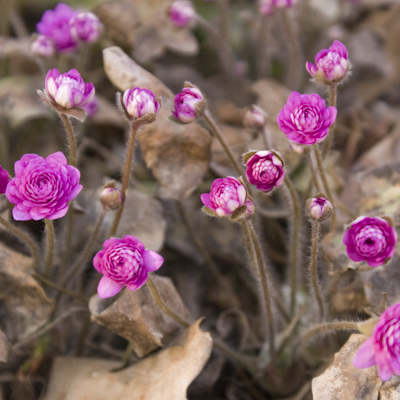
[0,242,53,341]
[89,275,191,357]
[103,46,212,200]
[312,334,381,400]
[43,319,212,400]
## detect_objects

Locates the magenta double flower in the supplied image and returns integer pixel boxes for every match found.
[171,86,205,123]
[307,196,333,221]
[353,303,400,381]
[277,91,337,145]
[0,166,10,194]
[122,88,160,121]
[6,152,82,221]
[70,12,103,43]
[93,236,164,298]
[343,216,397,267]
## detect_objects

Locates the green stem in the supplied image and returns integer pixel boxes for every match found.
[0,214,40,270]
[322,83,338,158]
[44,219,55,277]
[202,110,243,178]
[109,123,138,237]
[309,221,324,321]
[283,175,301,316]
[312,144,336,230]
[58,113,77,167]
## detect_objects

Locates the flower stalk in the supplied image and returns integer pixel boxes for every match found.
[58,113,77,167]
[322,83,338,157]
[44,218,55,277]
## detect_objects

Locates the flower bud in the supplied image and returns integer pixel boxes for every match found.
[0,165,10,194]
[121,87,161,123]
[259,0,274,15]
[168,1,196,28]
[99,184,124,210]
[306,195,333,222]
[31,35,55,58]
[171,84,205,124]
[243,109,266,131]
[70,12,103,43]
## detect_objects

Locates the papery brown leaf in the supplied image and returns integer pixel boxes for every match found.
[89,275,191,357]
[103,46,212,200]
[43,319,212,400]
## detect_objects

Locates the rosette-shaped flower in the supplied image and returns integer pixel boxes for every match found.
[343,216,397,267]
[93,236,164,298]
[277,91,337,145]
[168,1,196,28]
[70,12,103,43]
[31,35,55,58]
[6,152,82,221]
[353,303,400,381]
[201,176,254,218]
[244,151,285,192]
[171,86,205,123]
[36,3,77,53]
[121,87,160,122]
[44,68,95,110]
[0,165,10,194]
[306,40,350,84]
[306,196,333,221]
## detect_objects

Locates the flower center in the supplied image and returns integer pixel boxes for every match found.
[355,226,386,257]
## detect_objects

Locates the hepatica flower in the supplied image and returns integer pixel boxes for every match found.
[168,1,196,28]
[31,35,55,58]
[171,86,205,123]
[353,303,400,381]
[277,91,337,145]
[0,165,10,194]
[306,40,350,84]
[6,152,82,221]
[306,196,333,222]
[93,236,164,298]
[37,3,77,53]
[121,87,161,122]
[343,216,397,267]
[70,12,103,43]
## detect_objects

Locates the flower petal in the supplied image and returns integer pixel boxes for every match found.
[97,276,124,299]
[143,250,164,272]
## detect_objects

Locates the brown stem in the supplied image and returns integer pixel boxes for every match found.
[58,113,77,167]
[309,221,325,321]
[61,205,73,276]
[44,219,55,278]
[109,123,138,237]
[283,175,301,316]
[256,15,270,79]
[217,0,229,42]
[322,84,338,158]
[305,147,322,194]
[301,321,359,343]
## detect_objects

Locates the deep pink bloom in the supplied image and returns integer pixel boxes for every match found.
[93,236,164,298]
[353,303,400,381]
[201,177,252,217]
[277,91,337,145]
[45,68,95,109]
[36,3,77,53]
[122,88,160,120]
[70,12,103,43]
[31,35,55,58]
[171,87,204,123]
[169,1,196,28]
[308,197,333,221]
[0,165,10,194]
[306,40,350,83]
[343,216,397,267]
[245,151,285,192]
[81,97,98,118]
[6,152,82,221]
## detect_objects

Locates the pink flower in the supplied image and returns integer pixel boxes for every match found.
[171,87,204,123]
[0,165,10,194]
[122,87,160,121]
[307,196,333,221]
[201,177,253,217]
[81,97,98,118]
[306,40,350,84]
[36,3,77,53]
[343,216,397,267]
[45,68,95,109]
[277,91,337,145]
[70,12,103,43]
[259,0,274,15]
[6,152,82,221]
[243,109,266,131]
[93,236,164,298]
[31,35,55,58]
[353,303,400,381]
[273,0,299,7]
[168,1,196,28]
[245,151,285,192]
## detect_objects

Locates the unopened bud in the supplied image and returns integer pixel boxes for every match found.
[306,194,333,222]
[100,185,124,210]
[243,109,265,131]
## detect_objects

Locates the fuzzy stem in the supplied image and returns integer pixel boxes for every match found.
[61,206,74,276]
[301,321,359,343]
[322,83,338,158]
[109,123,138,237]
[305,147,322,194]
[58,113,77,167]
[146,276,190,328]
[256,15,270,79]
[202,110,243,177]
[283,175,301,316]
[312,144,336,230]
[241,219,258,276]
[0,214,40,270]
[309,221,325,321]
[44,219,55,277]
[217,0,229,42]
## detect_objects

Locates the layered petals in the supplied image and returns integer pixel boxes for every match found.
[169,1,196,27]
[70,12,103,43]
[171,87,204,123]
[122,88,160,120]
[0,165,10,194]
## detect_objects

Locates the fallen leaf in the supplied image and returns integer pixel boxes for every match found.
[0,329,11,363]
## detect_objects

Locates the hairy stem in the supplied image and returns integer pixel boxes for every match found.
[61,205,73,276]
[322,83,338,158]
[0,214,40,270]
[301,321,359,343]
[44,219,55,278]
[58,113,77,167]
[309,221,325,321]
[203,110,243,177]
[109,123,138,237]
[217,0,229,42]
[256,15,270,79]
[283,175,301,316]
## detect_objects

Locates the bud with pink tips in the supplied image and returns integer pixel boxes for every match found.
[306,40,350,85]
[99,181,124,211]
[243,108,266,132]
[168,0,196,28]
[70,12,103,43]
[31,35,55,58]
[171,83,205,124]
[306,195,333,222]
